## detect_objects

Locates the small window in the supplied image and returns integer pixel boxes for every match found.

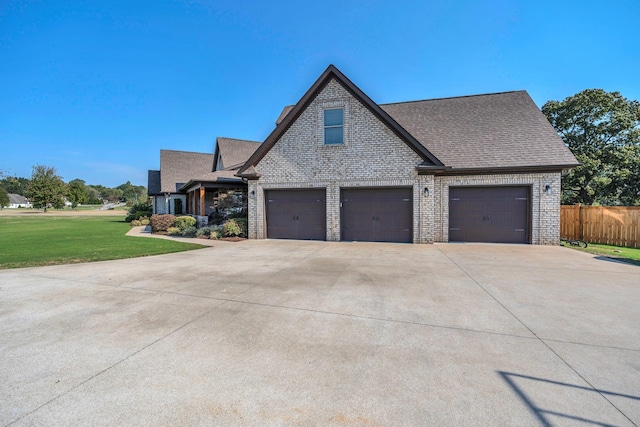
[324,108,343,145]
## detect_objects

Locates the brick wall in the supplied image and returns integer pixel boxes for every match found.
[248,78,431,242]
[433,172,561,245]
[246,78,561,245]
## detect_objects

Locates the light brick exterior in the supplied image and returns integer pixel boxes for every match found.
[432,172,561,245]
[247,78,562,245]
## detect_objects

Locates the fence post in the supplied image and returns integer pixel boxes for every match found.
[577,203,583,240]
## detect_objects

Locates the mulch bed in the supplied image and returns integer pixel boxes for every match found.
[218,237,246,242]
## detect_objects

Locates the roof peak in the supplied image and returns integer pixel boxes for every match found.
[238,64,444,174]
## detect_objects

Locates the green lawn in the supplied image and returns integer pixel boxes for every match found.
[0,216,206,269]
[568,242,640,266]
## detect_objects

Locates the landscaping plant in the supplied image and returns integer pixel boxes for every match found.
[150,214,176,233]
[174,215,197,231]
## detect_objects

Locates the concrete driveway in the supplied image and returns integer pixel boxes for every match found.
[1,241,638,426]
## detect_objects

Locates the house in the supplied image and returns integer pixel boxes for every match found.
[7,194,31,208]
[235,65,578,244]
[148,138,261,221]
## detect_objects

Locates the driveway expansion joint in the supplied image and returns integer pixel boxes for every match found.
[4,305,220,427]
[436,246,638,426]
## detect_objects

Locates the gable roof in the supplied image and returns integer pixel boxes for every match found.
[8,194,28,204]
[147,170,161,195]
[237,65,444,176]
[159,150,214,193]
[178,138,261,191]
[214,137,262,170]
[380,91,578,171]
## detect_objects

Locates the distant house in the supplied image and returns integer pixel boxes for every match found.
[7,194,31,208]
[148,137,261,219]
[149,65,578,244]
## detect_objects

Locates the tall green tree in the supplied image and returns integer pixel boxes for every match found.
[0,187,9,209]
[542,89,640,205]
[25,165,67,212]
[67,179,88,209]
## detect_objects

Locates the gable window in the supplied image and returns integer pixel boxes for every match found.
[324,108,344,145]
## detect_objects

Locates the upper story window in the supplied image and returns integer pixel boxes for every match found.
[323,108,344,145]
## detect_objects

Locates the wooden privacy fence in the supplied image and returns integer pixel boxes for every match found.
[560,205,640,248]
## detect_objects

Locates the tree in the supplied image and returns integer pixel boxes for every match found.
[25,165,67,212]
[90,184,123,203]
[117,181,147,203]
[0,187,9,209]
[67,179,88,209]
[542,89,640,205]
[0,176,30,195]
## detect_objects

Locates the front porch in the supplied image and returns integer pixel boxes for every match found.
[184,183,248,224]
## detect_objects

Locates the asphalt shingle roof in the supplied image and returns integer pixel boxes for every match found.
[8,194,28,205]
[216,137,262,170]
[147,170,161,195]
[380,91,577,169]
[275,105,294,125]
[184,169,243,183]
[159,150,214,193]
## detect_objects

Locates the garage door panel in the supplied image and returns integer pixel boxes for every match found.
[341,188,412,243]
[449,186,530,244]
[265,190,326,240]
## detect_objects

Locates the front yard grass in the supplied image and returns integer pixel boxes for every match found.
[0,216,206,269]
[568,242,640,266]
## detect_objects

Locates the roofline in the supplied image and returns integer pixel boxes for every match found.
[216,136,262,144]
[380,90,528,106]
[214,136,262,173]
[160,149,213,156]
[422,164,580,176]
[238,65,445,175]
[179,176,246,192]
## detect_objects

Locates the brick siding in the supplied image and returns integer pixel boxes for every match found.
[433,172,561,245]
[247,78,561,244]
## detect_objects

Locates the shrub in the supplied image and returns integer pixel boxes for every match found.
[130,219,142,226]
[140,218,150,225]
[195,226,214,238]
[207,210,226,226]
[180,226,197,237]
[126,201,153,223]
[222,219,242,237]
[166,227,181,236]
[174,216,196,231]
[128,201,152,214]
[150,214,176,233]
[233,218,248,237]
[125,211,153,223]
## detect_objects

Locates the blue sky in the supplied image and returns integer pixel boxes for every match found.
[1,0,638,188]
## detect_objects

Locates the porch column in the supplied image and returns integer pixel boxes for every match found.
[199,187,205,216]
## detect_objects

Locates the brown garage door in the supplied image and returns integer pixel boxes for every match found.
[265,189,326,240]
[449,186,530,243]
[341,188,412,243]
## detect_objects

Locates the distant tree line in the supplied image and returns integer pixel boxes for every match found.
[0,166,147,210]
